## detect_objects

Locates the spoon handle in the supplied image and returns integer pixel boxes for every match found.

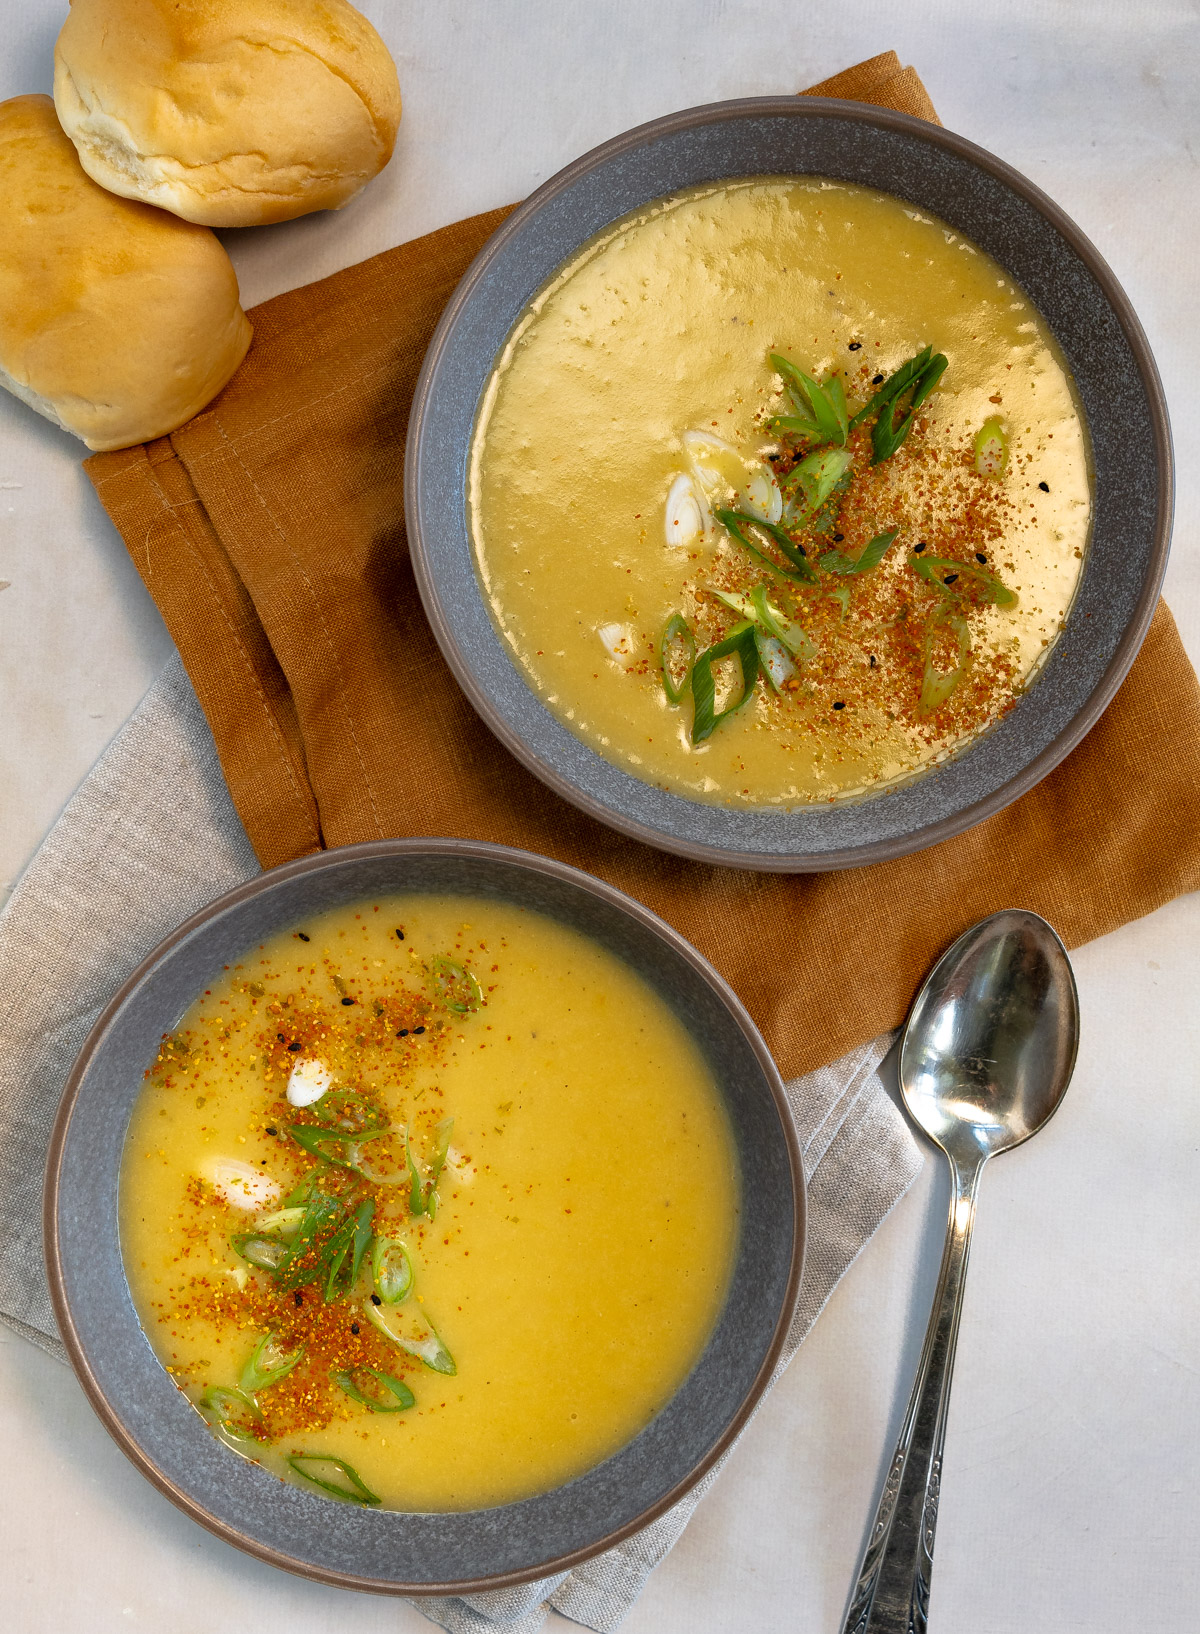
[840,1154,984,1634]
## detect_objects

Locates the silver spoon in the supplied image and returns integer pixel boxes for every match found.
[841,909,1079,1634]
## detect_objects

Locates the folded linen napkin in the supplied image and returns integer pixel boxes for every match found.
[2,50,1198,1634]
[82,56,1200,1086]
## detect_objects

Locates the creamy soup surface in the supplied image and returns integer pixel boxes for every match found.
[121,895,738,1511]
[470,177,1092,804]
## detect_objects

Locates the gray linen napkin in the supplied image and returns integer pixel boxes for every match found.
[0,652,923,1631]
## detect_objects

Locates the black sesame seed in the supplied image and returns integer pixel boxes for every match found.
[1038,481,1050,492]
[914,541,927,553]
[266,1126,278,1136]
[869,655,877,668]
[414,1026,426,1036]
[976,552,987,563]
[288,1040,301,1052]
[848,340,862,351]
[297,932,310,942]
[397,1028,409,1038]
[833,532,845,542]
[395,929,405,940]
[294,1291,303,1307]
[341,996,355,1006]
[370,1293,382,1306]
[276,1033,286,1043]
[873,373,884,384]
[350,1323,360,1335]
[833,701,846,710]
[944,573,959,585]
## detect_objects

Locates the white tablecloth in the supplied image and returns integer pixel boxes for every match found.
[2,3,1199,1629]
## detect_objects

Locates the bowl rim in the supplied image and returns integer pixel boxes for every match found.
[43,836,805,1596]
[406,94,1174,872]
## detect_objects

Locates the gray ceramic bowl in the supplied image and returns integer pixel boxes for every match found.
[45,839,802,1595]
[407,97,1172,871]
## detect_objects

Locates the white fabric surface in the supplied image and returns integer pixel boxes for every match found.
[0,653,921,1631]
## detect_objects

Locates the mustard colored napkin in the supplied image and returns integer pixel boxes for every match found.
[84,55,1200,1082]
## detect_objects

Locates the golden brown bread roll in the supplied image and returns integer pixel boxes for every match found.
[0,94,251,452]
[53,0,403,228]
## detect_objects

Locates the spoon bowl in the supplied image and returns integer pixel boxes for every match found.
[900,909,1079,1165]
[843,910,1079,1634]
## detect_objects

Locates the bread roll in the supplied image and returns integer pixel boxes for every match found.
[0,95,251,452]
[54,0,402,228]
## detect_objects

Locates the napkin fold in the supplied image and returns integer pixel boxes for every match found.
[83,56,1200,1086]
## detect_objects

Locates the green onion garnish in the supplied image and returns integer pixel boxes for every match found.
[782,447,854,521]
[714,508,816,582]
[240,1332,305,1395]
[918,605,972,713]
[690,620,761,745]
[768,354,849,446]
[909,553,1018,608]
[289,1120,387,1168]
[273,1192,345,1291]
[313,1090,387,1135]
[845,346,948,464]
[365,1299,457,1376]
[820,529,900,576]
[286,1453,381,1506]
[252,1206,306,1240]
[232,1233,289,1272]
[348,1198,375,1286]
[431,956,483,1013]
[973,416,1009,477]
[754,632,795,692]
[372,1236,415,1304]
[333,1366,416,1413]
[713,585,816,665]
[660,612,696,705]
[199,1385,263,1442]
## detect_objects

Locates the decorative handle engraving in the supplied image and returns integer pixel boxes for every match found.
[839,1156,983,1634]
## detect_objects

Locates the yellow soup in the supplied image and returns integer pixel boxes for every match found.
[120,895,738,1512]
[470,177,1091,804]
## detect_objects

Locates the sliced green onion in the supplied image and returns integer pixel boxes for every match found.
[348,1198,375,1286]
[820,529,900,576]
[973,416,1009,477]
[252,1207,306,1241]
[714,508,816,581]
[748,584,817,663]
[366,1299,457,1375]
[333,1366,416,1413]
[908,554,1018,608]
[232,1233,289,1272]
[347,1131,408,1185]
[199,1385,262,1443]
[405,1124,427,1217]
[431,956,483,1013]
[849,345,934,430]
[659,613,696,705]
[919,605,972,713]
[846,347,948,464]
[769,354,848,445]
[240,1332,304,1395]
[783,447,854,518]
[690,621,761,745]
[372,1236,415,1304]
[314,1090,387,1135]
[289,1121,387,1168]
[754,632,796,692]
[274,1192,345,1291]
[286,1453,381,1506]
